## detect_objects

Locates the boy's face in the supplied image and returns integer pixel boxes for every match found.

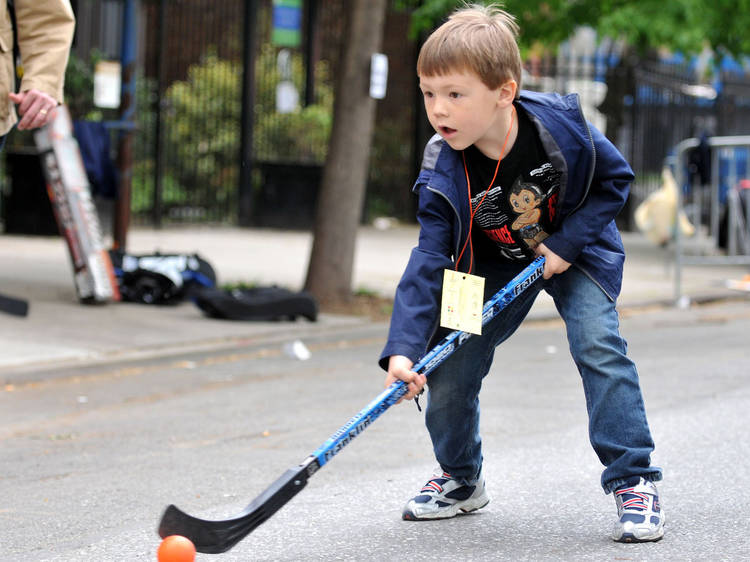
[419,69,514,157]
[510,188,541,213]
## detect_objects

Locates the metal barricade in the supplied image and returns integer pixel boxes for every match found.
[672,136,750,304]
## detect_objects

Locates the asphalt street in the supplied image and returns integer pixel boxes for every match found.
[2,298,749,561]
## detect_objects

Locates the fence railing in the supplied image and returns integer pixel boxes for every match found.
[671,136,750,304]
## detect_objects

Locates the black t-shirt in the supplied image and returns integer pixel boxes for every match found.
[463,103,561,263]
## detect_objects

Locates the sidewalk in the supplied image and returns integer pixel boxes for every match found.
[1,225,749,375]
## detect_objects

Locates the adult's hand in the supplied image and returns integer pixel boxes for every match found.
[9,90,58,130]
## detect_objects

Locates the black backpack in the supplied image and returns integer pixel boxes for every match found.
[109,250,216,304]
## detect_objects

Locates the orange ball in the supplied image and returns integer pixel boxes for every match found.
[157,535,196,562]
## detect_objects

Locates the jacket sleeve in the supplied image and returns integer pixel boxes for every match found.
[378,181,455,371]
[541,124,634,264]
[14,0,76,102]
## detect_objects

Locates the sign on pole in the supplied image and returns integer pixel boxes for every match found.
[272,0,302,47]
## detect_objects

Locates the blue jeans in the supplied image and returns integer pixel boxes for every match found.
[424,261,662,494]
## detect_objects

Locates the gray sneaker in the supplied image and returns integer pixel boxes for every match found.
[402,469,490,521]
[612,477,665,542]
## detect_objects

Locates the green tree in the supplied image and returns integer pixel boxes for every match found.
[403,0,750,57]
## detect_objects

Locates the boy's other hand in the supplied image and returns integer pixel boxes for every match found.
[535,243,571,279]
[385,355,426,403]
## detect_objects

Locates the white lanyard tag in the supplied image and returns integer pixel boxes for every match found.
[440,269,485,335]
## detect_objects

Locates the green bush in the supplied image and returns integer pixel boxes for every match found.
[52,43,339,223]
[160,46,334,203]
[161,53,241,205]
[252,43,334,163]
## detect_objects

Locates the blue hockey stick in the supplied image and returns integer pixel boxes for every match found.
[158,256,545,553]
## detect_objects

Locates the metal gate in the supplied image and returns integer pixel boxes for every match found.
[135,0,248,225]
[625,62,750,218]
[130,0,349,226]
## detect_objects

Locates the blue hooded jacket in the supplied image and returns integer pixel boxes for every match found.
[379,90,634,369]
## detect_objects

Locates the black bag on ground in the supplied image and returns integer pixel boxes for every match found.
[109,250,217,304]
[193,286,318,322]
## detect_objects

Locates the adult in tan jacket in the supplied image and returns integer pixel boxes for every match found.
[0,0,75,138]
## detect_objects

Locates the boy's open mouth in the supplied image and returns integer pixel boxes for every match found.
[440,126,456,135]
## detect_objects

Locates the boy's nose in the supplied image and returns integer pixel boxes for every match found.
[432,98,448,117]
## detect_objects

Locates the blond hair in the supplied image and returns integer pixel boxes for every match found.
[417,3,522,95]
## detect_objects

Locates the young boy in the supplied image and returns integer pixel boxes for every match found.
[380,4,664,543]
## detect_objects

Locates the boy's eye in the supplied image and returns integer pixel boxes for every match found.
[449,91,461,99]
[422,91,434,98]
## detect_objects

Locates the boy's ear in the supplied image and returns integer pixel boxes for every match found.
[497,80,517,106]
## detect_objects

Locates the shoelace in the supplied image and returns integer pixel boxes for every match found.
[615,487,650,511]
[421,472,452,494]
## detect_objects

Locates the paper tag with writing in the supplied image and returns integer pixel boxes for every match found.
[440,269,485,335]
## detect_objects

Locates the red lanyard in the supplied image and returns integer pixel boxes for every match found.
[456,105,516,272]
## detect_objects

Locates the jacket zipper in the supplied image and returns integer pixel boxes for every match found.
[425,184,464,266]
[422,183,463,355]
[568,94,597,215]
[568,95,615,301]
[527,95,613,301]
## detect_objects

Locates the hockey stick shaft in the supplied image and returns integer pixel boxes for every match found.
[158,256,545,553]
[308,255,545,469]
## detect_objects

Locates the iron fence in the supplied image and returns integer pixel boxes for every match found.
[525,47,750,230]
[7,2,750,235]
[135,0,254,226]
[127,0,416,228]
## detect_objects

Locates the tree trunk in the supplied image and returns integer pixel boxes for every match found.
[304,0,388,303]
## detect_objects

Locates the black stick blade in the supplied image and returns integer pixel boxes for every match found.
[0,293,29,317]
[158,466,312,554]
